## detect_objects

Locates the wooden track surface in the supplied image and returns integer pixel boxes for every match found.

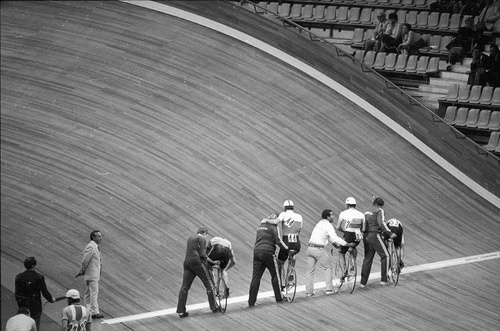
[1,1,499,330]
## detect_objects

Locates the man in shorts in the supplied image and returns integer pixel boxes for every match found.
[276,200,303,283]
[207,237,236,297]
[382,218,405,269]
[336,197,365,278]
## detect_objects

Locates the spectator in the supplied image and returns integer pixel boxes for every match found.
[62,289,92,331]
[476,0,500,33]
[76,230,103,319]
[335,197,365,279]
[176,227,221,317]
[360,197,395,288]
[15,257,55,331]
[379,13,403,53]
[248,212,288,307]
[206,236,236,298]
[364,10,389,53]
[446,17,478,65]
[305,209,353,297]
[468,46,492,85]
[5,307,36,331]
[398,24,427,56]
[486,44,500,87]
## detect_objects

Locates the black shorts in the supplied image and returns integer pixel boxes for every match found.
[339,232,361,254]
[208,245,232,269]
[278,236,301,262]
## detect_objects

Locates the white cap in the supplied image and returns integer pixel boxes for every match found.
[66,289,80,299]
[283,200,294,208]
[345,197,356,205]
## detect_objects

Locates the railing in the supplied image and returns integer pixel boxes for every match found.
[241,0,500,166]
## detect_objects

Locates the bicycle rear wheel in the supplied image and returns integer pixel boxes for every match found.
[284,259,297,302]
[333,258,344,292]
[389,246,400,286]
[345,252,357,293]
[216,270,228,312]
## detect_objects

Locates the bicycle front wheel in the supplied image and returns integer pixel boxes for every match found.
[334,259,344,292]
[216,271,228,312]
[389,247,400,286]
[284,260,297,302]
[345,253,357,293]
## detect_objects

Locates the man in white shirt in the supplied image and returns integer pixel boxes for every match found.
[6,307,36,331]
[305,209,354,297]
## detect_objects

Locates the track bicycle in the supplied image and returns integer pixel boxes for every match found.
[387,238,400,286]
[280,249,297,302]
[334,247,357,294]
[211,265,228,312]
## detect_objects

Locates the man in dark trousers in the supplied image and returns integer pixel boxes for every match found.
[176,227,221,318]
[360,198,396,288]
[248,212,288,307]
[15,257,56,330]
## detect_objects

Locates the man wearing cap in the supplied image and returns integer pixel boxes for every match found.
[5,307,36,331]
[15,257,56,330]
[336,197,366,280]
[364,10,388,53]
[176,227,221,318]
[306,210,354,297]
[276,200,303,284]
[76,230,103,319]
[62,289,91,331]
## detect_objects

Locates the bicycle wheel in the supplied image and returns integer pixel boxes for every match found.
[284,259,297,302]
[389,246,400,286]
[215,270,228,312]
[333,258,344,292]
[345,252,357,293]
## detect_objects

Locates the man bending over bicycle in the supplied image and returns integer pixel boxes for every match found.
[207,237,236,297]
[382,218,405,269]
[336,197,366,279]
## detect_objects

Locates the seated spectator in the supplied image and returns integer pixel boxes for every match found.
[379,13,403,53]
[446,17,479,64]
[398,24,426,56]
[476,0,500,33]
[364,10,388,53]
[460,0,488,17]
[468,45,492,85]
[486,44,500,86]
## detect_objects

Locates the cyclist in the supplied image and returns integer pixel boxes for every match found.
[62,289,91,331]
[276,200,303,284]
[207,237,236,298]
[382,218,405,269]
[336,197,365,279]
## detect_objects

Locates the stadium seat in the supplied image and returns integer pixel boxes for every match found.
[380,52,397,70]
[414,56,430,73]
[287,3,303,19]
[452,107,468,126]
[440,83,459,101]
[400,54,418,72]
[448,14,461,31]
[312,5,326,21]
[479,86,494,104]
[402,0,415,6]
[392,54,408,71]
[488,111,500,131]
[389,0,402,5]
[254,2,268,14]
[437,13,450,30]
[325,6,337,22]
[297,4,314,21]
[416,12,429,28]
[491,88,500,106]
[476,110,492,129]
[465,85,483,104]
[363,51,377,67]
[456,84,472,102]
[267,2,279,15]
[354,49,365,62]
[426,35,442,53]
[465,108,480,128]
[397,10,407,24]
[425,56,439,74]
[335,7,349,23]
[350,28,365,48]
[278,3,291,17]
[358,8,372,25]
[483,131,500,152]
[347,7,361,24]
[443,106,457,124]
[427,12,440,28]
[406,11,418,25]
[372,52,387,69]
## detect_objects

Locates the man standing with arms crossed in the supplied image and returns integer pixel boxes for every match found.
[76,230,103,319]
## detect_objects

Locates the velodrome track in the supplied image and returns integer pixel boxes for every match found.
[1,1,499,330]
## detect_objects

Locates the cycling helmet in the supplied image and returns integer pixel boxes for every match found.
[283,200,294,208]
[66,289,80,299]
[345,197,356,205]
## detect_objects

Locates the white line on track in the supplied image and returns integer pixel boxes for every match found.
[102,251,500,325]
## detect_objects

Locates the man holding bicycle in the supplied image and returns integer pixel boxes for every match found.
[336,197,365,279]
[207,237,236,298]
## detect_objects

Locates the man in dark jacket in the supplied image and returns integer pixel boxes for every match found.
[248,212,288,307]
[15,257,55,330]
[176,227,221,318]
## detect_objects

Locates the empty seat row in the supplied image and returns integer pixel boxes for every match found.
[418,34,454,57]
[483,131,500,153]
[354,50,439,74]
[444,107,500,131]
[439,85,500,106]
